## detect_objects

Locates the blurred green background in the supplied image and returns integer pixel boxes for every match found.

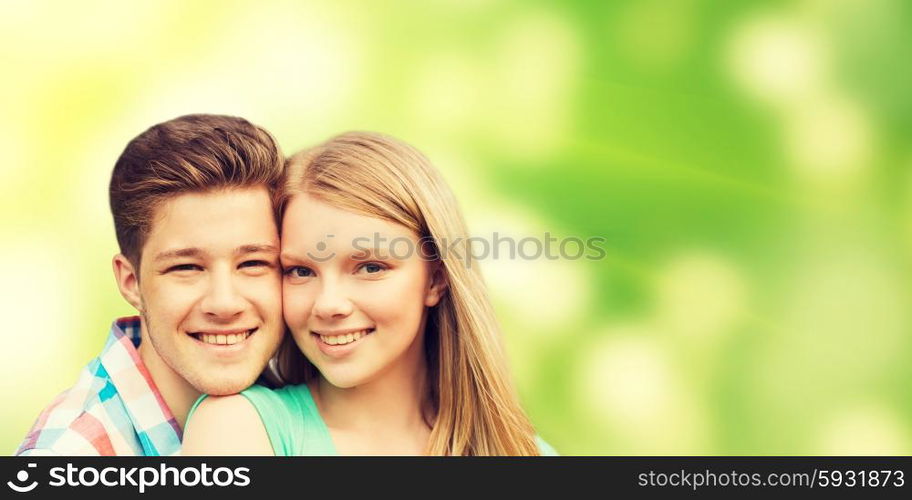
[2,0,910,455]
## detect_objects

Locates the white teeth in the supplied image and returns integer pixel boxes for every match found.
[197,331,251,346]
[319,329,370,346]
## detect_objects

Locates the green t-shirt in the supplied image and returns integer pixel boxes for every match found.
[188,384,558,456]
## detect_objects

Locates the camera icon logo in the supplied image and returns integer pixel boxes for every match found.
[307,234,336,262]
[7,463,38,493]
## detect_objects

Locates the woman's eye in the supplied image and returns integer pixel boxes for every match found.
[357,262,388,275]
[284,266,314,278]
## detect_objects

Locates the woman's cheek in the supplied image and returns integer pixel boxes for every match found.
[368,278,426,326]
[282,287,311,330]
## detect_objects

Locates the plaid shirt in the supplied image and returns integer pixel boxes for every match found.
[16,317,182,456]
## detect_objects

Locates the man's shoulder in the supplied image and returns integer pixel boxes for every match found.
[16,358,143,456]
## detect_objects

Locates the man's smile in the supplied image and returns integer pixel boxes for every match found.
[188,327,258,346]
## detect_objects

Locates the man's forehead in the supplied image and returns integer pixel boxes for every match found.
[153,244,279,262]
[142,187,279,261]
[153,187,274,216]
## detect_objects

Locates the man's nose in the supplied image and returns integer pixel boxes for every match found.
[200,272,246,319]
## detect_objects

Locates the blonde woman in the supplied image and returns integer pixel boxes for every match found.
[182,132,554,455]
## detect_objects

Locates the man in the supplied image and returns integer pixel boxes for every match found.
[17,114,285,455]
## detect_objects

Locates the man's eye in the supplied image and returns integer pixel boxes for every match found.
[239,260,271,269]
[356,262,388,275]
[284,266,314,278]
[166,264,202,273]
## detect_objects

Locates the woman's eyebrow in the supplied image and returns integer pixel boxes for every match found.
[279,251,308,263]
[350,247,405,261]
[351,246,382,256]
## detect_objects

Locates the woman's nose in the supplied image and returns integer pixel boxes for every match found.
[311,281,354,320]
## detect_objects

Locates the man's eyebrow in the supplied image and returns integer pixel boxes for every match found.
[154,247,204,262]
[236,244,279,256]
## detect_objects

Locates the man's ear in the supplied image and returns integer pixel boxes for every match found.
[424,264,449,307]
[112,254,143,312]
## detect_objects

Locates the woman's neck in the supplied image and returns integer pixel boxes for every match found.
[310,346,434,455]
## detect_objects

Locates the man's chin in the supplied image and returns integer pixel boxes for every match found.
[193,377,258,396]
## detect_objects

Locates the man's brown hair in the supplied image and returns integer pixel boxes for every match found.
[109,114,284,266]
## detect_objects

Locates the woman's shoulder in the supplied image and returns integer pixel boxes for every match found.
[240,383,314,414]
[182,385,311,455]
[239,382,298,402]
[238,383,331,455]
[182,393,272,455]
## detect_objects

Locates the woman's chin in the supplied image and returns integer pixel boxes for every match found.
[320,369,371,390]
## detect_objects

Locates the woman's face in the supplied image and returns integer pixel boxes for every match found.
[280,193,444,388]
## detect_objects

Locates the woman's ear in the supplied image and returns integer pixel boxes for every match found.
[424,264,448,307]
[112,254,143,312]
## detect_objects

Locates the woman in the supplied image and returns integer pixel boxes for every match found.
[183,132,552,455]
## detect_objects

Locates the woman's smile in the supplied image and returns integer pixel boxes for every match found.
[313,327,375,345]
[311,327,376,357]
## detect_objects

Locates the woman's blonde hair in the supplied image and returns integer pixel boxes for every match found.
[276,131,539,455]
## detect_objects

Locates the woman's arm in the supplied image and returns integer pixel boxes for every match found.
[182,394,273,455]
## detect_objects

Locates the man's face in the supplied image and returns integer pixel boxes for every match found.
[135,187,282,395]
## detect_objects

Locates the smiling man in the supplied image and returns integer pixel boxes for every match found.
[16,114,286,456]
